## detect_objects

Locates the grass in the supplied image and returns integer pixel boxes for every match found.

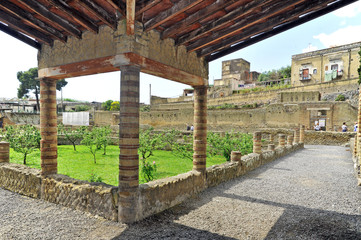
[9,145,226,186]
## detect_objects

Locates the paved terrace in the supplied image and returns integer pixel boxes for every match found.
[0,145,360,239]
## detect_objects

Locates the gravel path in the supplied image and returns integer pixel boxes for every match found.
[0,145,360,239]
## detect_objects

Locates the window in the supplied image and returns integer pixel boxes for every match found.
[331,64,338,71]
[302,68,309,80]
[313,69,317,74]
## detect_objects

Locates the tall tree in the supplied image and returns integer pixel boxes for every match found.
[17,67,67,112]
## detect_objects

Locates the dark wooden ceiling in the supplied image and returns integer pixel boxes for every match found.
[0,0,358,62]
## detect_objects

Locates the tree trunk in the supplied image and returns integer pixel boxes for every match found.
[35,86,40,113]
[23,152,27,165]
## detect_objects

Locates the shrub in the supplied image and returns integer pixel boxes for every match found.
[335,94,345,101]
[74,105,91,111]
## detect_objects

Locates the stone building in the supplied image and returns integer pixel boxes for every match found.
[213,58,260,91]
[291,41,361,86]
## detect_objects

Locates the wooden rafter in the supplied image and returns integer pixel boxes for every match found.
[207,0,360,61]
[200,0,335,57]
[144,0,205,31]
[186,0,307,52]
[76,0,117,30]
[46,0,98,33]
[104,0,126,17]
[136,0,162,19]
[17,0,82,39]
[0,10,53,45]
[0,1,66,43]
[0,21,41,49]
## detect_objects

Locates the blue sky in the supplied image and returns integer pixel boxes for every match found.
[1,1,361,104]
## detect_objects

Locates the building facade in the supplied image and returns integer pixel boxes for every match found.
[291,41,361,86]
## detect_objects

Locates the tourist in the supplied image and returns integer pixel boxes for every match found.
[314,123,320,131]
[354,122,358,132]
[342,122,347,132]
[190,125,194,131]
[186,124,190,131]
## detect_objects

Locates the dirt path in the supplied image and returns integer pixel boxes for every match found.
[0,145,360,239]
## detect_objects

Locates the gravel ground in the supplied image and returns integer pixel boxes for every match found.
[0,145,360,239]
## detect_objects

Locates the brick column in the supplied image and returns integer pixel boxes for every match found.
[231,151,242,162]
[294,128,300,144]
[299,125,305,144]
[0,141,9,163]
[279,134,286,147]
[253,132,262,154]
[118,65,140,223]
[193,85,207,172]
[287,134,294,146]
[40,78,57,175]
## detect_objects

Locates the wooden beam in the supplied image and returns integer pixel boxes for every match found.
[17,0,82,39]
[38,53,206,86]
[144,0,205,31]
[207,0,360,61]
[162,0,238,39]
[76,0,117,30]
[201,0,334,57]
[104,0,126,17]
[136,0,162,19]
[126,0,135,35]
[46,0,98,33]
[0,22,41,49]
[186,0,306,52]
[0,1,66,43]
[0,10,53,45]
[176,0,273,45]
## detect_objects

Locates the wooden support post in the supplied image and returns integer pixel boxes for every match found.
[0,141,9,163]
[40,78,58,175]
[126,0,136,35]
[118,65,140,223]
[299,125,305,144]
[279,134,286,147]
[287,134,294,146]
[253,132,262,154]
[231,151,242,162]
[193,85,207,172]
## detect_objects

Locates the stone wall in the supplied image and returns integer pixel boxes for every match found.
[304,131,356,146]
[0,163,41,198]
[280,92,321,103]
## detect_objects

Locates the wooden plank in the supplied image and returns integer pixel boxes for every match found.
[0,10,53,45]
[0,22,41,49]
[76,0,117,30]
[176,0,272,45]
[17,0,82,38]
[200,0,335,56]
[104,0,126,17]
[207,0,360,61]
[144,0,204,31]
[46,0,98,33]
[162,0,238,39]
[136,0,163,19]
[186,0,306,52]
[126,0,136,35]
[0,1,66,42]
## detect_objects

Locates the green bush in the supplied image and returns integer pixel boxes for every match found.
[335,94,345,101]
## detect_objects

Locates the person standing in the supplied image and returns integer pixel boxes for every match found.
[354,122,358,132]
[342,122,347,132]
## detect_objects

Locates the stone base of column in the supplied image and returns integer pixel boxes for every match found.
[0,141,9,163]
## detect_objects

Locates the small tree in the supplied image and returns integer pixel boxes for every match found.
[81,128,99,164]
[3,125,41,165]
[58,124,86,151]
[94,126,112,155]
[101,100,113,111]
[161,129,193,161]
[139,127,161,182]
[110,101,120,111]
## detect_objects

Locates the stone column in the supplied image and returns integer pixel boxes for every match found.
[299,125,305,144]
[287,134,294,146]
[358,88,361,170]
[294,128,300,144]
[0,141,9,163]
[279,134,286,147]
[40,78,57,175]
[253,132,262,154]
[231,151,242,162]
[118,65,140,223]
[193,85,207,172]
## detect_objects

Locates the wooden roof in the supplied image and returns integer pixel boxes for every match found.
[0,0,357,62]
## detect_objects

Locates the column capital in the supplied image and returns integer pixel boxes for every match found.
[119,64,141,72]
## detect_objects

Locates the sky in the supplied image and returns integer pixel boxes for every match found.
[1,1,361,104]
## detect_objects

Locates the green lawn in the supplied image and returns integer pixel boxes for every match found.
[9,145,226,186]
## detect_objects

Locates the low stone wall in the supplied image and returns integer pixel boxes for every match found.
[304,131,355,145]
[0,163,41,198]
[42,175,118,221]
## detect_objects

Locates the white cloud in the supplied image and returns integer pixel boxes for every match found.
[314,25,361,48]
[333,1,361,18]
[302,44,318,53]
[339,20,347,26]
